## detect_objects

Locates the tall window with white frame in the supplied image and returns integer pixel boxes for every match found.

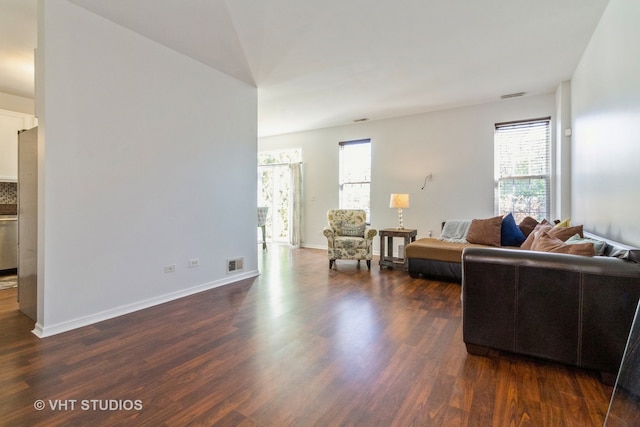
[494,117,551,222]
[339,139,372,221]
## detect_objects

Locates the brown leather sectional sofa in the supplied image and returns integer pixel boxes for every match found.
[461,246,640,382]
[406,220,640,381]
[406,237,494,281]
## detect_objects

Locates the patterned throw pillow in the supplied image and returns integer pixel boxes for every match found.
[340,223,366,237]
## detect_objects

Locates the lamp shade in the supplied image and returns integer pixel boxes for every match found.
[389,193,410,209]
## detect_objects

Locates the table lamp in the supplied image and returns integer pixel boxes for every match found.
[389,193,409,229]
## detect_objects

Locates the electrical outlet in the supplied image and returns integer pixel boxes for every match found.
[189,258,200,268]
[164,265,176,273]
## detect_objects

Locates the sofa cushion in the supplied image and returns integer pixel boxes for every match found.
[548,224,584,241]
[531,232,595,256]
[501,213,526,247]
[566,234,608,256]
[521,223,585,250]
[518,216,539,237]
[520,223,553,250]
[406,238,487,263]
[466,216,503,247]
[334,235,368,248]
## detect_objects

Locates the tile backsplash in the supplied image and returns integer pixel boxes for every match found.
[0,182,18,203]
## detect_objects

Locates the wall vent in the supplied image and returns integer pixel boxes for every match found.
[226,257,244,273]
[500,91,526,99]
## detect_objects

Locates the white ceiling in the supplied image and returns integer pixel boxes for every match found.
[1,0,609,137]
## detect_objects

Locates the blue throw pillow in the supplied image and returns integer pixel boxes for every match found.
[501,213,526,246]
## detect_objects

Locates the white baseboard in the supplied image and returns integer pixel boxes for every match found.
[301,243,380,256]
[31,269,259,338]
[301,243,325,250]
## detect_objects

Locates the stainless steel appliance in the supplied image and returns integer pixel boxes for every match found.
[18,127,37,319]
[0,214,17,271]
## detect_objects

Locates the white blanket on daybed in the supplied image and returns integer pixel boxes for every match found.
[438,220,471,243]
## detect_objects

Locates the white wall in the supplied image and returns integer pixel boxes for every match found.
[0,92,34,115]
[259,94,555,252]
[36,0,258,336]
[571,0,640,246]
[555,81,572,221]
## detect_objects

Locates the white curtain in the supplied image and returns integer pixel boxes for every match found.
[289,163,302,247]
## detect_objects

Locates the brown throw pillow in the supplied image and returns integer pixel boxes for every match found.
[547,224,584,242]
[466,216,502,247]
[520,223,552,250]
[531,232,595,256]
[518,216,539,237]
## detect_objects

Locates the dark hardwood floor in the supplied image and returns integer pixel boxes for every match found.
[0,246,613,426]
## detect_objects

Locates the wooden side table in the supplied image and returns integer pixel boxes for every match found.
[379,228,417,271]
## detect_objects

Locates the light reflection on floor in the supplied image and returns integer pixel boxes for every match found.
[258,243,293,318]
[255,244,386,381]
[0,273,17,290]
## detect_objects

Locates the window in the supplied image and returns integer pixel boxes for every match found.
[339,139,371,220]
[494,118,551,222]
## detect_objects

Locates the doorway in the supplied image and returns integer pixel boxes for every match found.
[258,164,290,243]
[257,149,301,246]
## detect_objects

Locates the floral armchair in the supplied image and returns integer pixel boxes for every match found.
[323,209,377,269]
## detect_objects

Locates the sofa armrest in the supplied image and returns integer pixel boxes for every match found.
[462,247,640,376]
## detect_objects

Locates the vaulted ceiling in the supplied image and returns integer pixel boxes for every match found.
[1,0,609,136]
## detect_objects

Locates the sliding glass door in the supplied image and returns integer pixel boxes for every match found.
[258,149,302,245]
[258,164,290,243]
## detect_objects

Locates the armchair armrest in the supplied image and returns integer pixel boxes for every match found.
[323,227,335,239]
[364,227,377,240]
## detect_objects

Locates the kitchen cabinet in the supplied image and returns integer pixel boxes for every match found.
[0,109,36,181]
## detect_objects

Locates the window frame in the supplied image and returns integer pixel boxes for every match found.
[494,117,551,222]
[339,138,372,221]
